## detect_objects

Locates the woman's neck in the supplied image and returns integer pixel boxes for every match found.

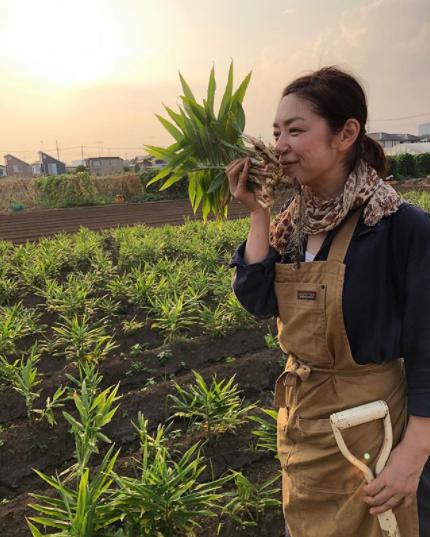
[308,162,350,201]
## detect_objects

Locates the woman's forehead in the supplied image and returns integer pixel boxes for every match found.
[273,94,319,127]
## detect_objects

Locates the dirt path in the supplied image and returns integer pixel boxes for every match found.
[1,178,428,244]
[0,198,284,244]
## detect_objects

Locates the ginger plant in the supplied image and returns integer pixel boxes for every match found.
[146,61,294,221]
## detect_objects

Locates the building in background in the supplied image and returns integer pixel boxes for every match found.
[385,141,430,155]
[419,123,430,136]
[38,152,66,176]
[130,155,167,171]
[368,132,420,149]
[31,161,42,176]
[3,154,33,177]
[0,165,6,177]
[369,131,430,155]
[84,156,124,176]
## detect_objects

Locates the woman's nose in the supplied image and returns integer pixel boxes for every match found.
[274,133,290,155]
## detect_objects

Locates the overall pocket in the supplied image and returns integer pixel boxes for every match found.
[294,415,384,494]
[274,281,330,363]
[277,406,295,471]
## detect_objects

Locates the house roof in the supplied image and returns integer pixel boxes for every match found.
[368,132,420,142]
[38,151,65,165]
[3,154,31,166]
[85,156,123,161]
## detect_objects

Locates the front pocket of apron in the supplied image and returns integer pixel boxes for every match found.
[277,406,295,470]
[295,415,386,494]
[274,282,330,363]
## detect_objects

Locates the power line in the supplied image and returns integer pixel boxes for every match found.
[0,145,146,153]
[370,111,430,122]
[2,113,430,156]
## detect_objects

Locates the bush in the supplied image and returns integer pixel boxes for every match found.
[34,172,98,208]
[396,153,419,179]
[140,168,188,199]
[416,153,430,176]
[386,156,397,179]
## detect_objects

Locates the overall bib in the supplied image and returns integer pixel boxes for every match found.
[274,206,419,537]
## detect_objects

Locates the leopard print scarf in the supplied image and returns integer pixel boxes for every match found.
[269,158,401,262]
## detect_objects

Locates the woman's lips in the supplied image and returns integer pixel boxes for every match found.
[282,161,298,168]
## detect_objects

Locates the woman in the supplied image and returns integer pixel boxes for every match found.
[227,66,430,537]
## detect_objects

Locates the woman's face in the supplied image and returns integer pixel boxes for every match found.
[273,93,343,191]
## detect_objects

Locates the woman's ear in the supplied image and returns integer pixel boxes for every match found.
[338,118,361,151]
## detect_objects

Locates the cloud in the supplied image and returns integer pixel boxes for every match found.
[281,8,298,14]
[244,0,429,139]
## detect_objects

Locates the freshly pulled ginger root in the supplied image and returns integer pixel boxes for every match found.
[239,134,295,209]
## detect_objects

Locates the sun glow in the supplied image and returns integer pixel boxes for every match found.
[6,1,130,86]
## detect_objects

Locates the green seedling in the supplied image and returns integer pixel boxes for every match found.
[217,471,281,532]
[0,345,41,421]
[250,408,278,455]
[32,386,69,427]
[157,348,173,365]
[168,370,256,438]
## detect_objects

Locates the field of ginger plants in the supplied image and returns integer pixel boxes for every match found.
[0,191,428,537]
[0,216,286,537]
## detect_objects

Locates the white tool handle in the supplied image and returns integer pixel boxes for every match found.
[330,400,387,429]
[330,401,401,537]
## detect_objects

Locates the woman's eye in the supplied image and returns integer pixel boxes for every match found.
[289,128,300,135]
[273,133,280,140]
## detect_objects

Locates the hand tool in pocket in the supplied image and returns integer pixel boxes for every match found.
[330,400,401,537]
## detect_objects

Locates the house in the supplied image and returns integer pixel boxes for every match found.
[368,132,420,149]
[385,141,430,156]
[0,165,6,177]
[3,154,33,177]
[31,161,42,176]
[38,152,66,176]
[84,156,124,176]
[418,123,430,136]
[130,155,167,171]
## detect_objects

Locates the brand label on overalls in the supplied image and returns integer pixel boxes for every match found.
[297,290,317,300]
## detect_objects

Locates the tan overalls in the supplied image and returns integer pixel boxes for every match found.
[274,207,419,537]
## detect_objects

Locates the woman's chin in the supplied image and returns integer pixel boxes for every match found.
[295,175,309,187]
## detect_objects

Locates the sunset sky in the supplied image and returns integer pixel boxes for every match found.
[0,0,429,164]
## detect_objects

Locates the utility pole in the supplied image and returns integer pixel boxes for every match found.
[56,140,60,160]
[81,144,84,165]
[96,141,103,157]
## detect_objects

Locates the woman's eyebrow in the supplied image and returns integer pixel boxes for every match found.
[272,116,305,128]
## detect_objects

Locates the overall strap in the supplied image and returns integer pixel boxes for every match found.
[327,206,364,263]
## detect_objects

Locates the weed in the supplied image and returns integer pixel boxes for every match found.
[121,316,145,335]
[157,348,173,365]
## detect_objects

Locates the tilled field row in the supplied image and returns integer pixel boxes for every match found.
[0,198,284,243]
[0,331,286,536]
[1,179,428,243]
[0,321,280,496]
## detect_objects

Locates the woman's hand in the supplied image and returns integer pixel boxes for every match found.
[226,157,265,213]
[362,440,427,514]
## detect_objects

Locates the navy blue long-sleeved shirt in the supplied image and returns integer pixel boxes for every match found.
[229,200,430,417]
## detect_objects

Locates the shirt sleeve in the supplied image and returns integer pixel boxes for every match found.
[395,204,430,416]
[228,240,280,319]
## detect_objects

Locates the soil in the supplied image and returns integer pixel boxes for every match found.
[0,198,284,244]
[1,177,428,245]
[0,316,287,536]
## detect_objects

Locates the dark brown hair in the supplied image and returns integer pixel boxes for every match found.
[282,66,387,176]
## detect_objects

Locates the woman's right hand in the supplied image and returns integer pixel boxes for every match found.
[226,158,266,214]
